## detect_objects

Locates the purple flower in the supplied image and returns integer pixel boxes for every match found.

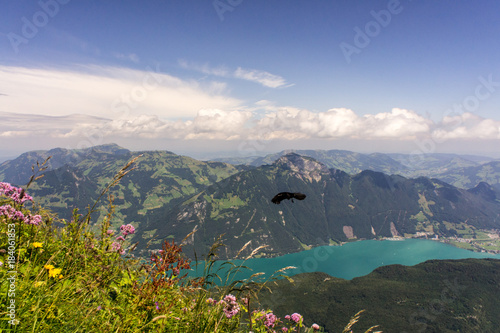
[0,182,33,204]
[264,312,278,328]
[222,294,240,319]
[0,204,41,225]
[120,224,135,236]
[111,241,124,254]
[97,306,101,311]
[290,313,302,323]
[25,214,42,225]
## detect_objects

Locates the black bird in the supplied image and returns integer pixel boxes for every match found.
[271,192,306,204]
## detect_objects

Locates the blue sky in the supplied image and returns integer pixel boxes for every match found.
[1,0,500,159]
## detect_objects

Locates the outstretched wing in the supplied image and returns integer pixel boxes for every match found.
[271,192,289,204]
[292,192,306,200]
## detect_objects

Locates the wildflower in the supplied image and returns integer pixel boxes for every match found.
[32,242,43,248]
[48,268,62,278]
[312,323,320,330]
[106,229,114,235]
[222,294,240,319]
[116,236,125,241]
[97,306,102,311]
[0,261,3,267]
[0,182,33,204]
[264,312,278,328]
[0,204,22,220]
[120,224,135,236]
[44,264,55,270]
[285,315,291,320]
[26,214,42,225]
[282,328,288,332]
[290,313,302,324]
[111,241,122,253]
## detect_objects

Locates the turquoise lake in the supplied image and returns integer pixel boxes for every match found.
[190,239,500,281]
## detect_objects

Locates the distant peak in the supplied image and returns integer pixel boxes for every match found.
[468,181,497,201]
[90,143,129,154]
[275,153,329,182]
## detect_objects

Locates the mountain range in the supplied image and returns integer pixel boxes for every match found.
[1,144,500,259]
[212,149,500,191]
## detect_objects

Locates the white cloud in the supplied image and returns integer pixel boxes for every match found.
[363,108,432,138]
[233,67,290,88]
[249,107,430,140]
[179,60,290,88]
[0,111,107,137]
[0,65,242,119]
[432,112,500,140]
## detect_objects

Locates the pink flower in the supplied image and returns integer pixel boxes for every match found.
[312,323,320,330]
[265,312,278,328]
[106,229,114,235]
[222,294,240,319]
[111,241,124,254]
[120,224,135,236]
[0,182,33,204]
[290,313,302,323]
[25,214,42,225]
[116,236,125,241]
[0,204,41,225]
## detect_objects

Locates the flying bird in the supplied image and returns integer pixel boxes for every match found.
[271,192,306,204]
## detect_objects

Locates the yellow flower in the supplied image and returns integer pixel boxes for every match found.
[48,268,62,278]
[32,242,43,248]
[44,264,55,270]
[58,275,63,279]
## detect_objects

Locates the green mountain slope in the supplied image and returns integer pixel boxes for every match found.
[135,153,500,258]
[257,258,500,332]
[0,144,245,231]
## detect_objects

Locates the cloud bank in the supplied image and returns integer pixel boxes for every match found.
[3,107,500,143]
[2,65,499,157]
[0,65,242,119]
